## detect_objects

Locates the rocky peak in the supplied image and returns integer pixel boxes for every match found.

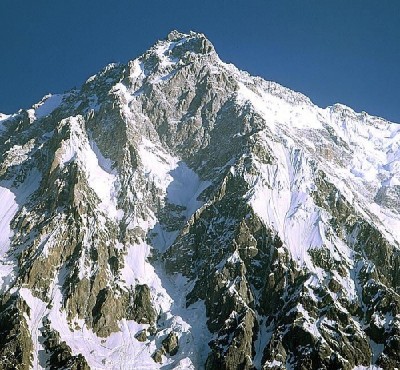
[164,29,215,55]
[136,30,216,80]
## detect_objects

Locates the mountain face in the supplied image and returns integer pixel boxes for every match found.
[1,30,400,370]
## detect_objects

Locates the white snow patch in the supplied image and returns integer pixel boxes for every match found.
[367,203,400,246]
[0,187,18,292]
[236,81,323,131]
[253,320,274,369]
[151,268,212,369]
[27,109,36,122]
[295,303,320,338]
[34,94,64,119]
[265,360,283,367]
[0,187,18,256]
[227,250,241,264]
[334,271,358,302]
[120,241,172,307]
[247,141,326,270]
[167,162,211,217]
[138,138,177,191]
[372,311,393,329]
[0,113,10,122]
[128,59,146,81]
[138,138,210,251]
[86,140,123,221]
[369,339,385,364]
[19,288,49,370]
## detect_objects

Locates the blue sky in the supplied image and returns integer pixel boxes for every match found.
[1,1,399,122]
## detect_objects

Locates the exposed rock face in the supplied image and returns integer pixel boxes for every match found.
[135,329,148,342]
[162,331,179,356]
[0,295,33,369]
[1,30,400,369]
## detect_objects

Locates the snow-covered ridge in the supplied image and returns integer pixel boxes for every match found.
[33,94,64,119]
[220,61,400,319]
[24,94,65,123]
[231,65,400,244]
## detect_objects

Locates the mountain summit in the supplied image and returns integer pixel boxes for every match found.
[1,31,400,370]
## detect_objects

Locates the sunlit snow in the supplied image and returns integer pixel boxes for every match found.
[34,94,64,119]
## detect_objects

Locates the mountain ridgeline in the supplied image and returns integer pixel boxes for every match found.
[1,31,400,370]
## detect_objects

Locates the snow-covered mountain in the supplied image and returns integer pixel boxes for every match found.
[1,30,400,370]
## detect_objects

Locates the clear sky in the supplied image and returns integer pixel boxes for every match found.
[1,1,399,122]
